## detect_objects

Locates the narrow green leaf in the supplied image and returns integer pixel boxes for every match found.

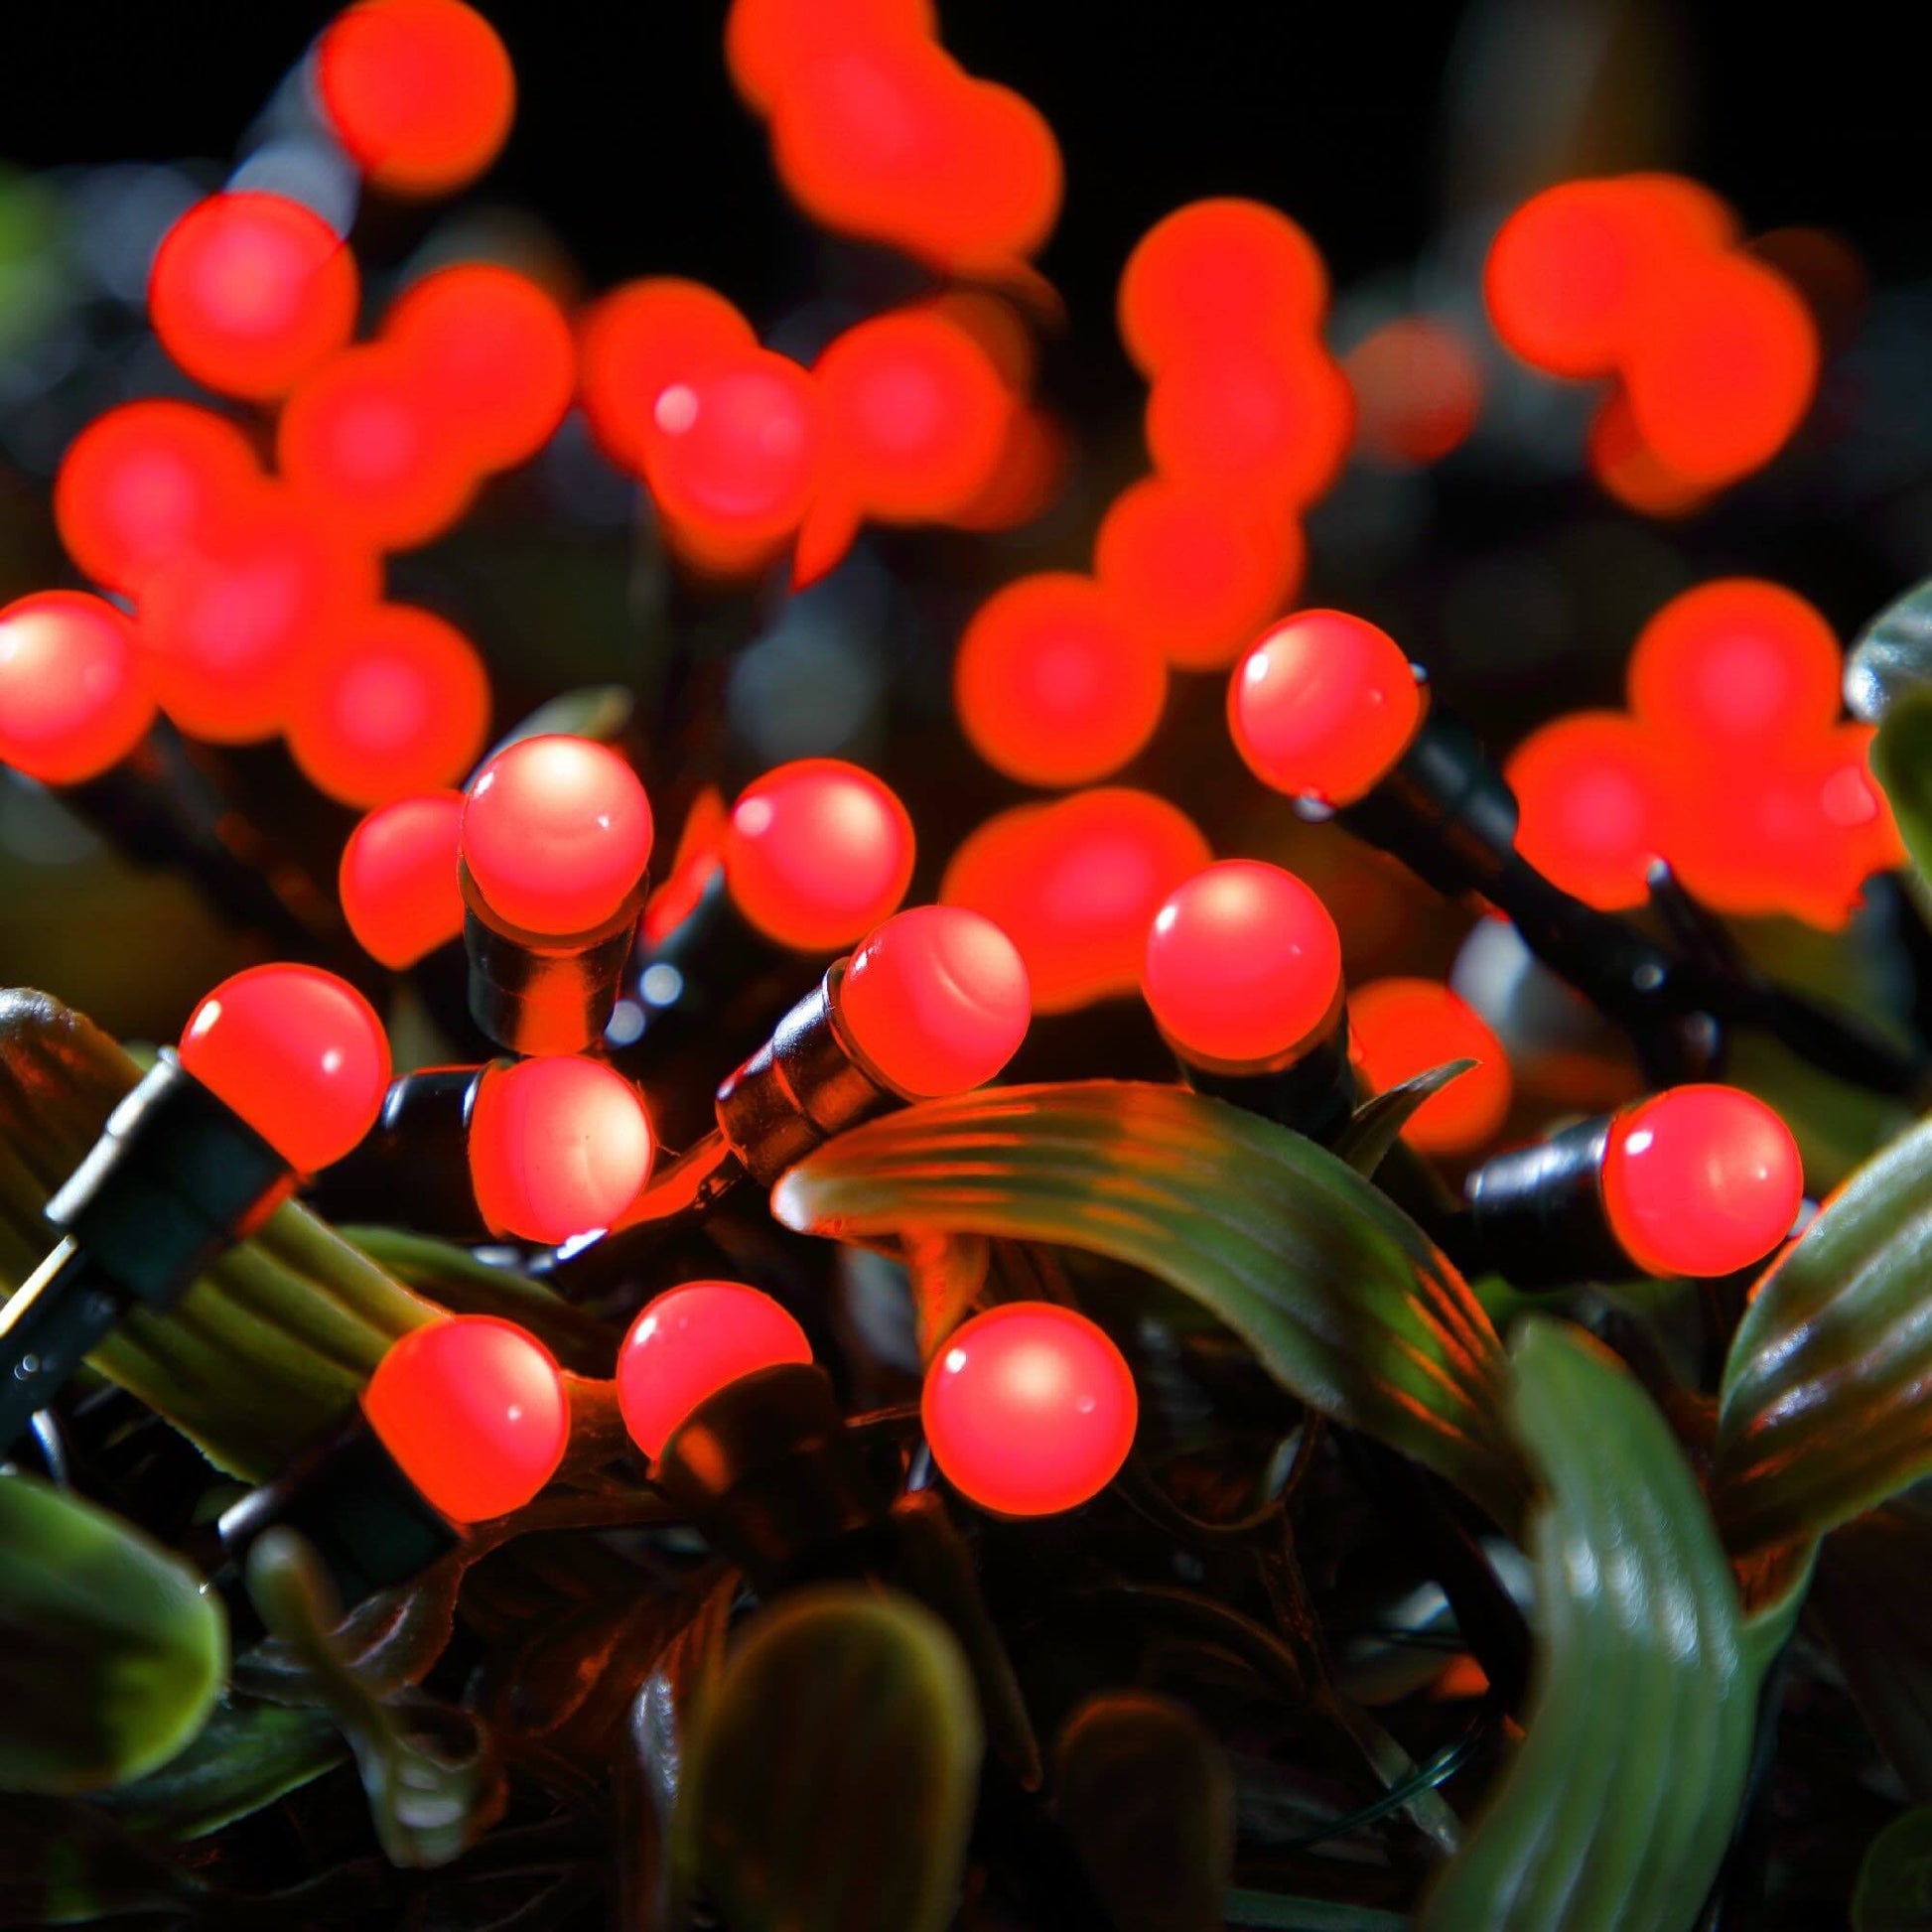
[1871,691,1932,889]
[1225,1894,1411,1931]
[1333,1061,1474,1177]
[479,684,634,767]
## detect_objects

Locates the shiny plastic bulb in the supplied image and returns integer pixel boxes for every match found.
[1142,860,1342,1069]
[1601,1084,1804,1278]
[178,963,391,1172]
[722,758,915,952]
[461,735,653,936]
[1506,712,1674,912]
[617,1281,813,1460]
[339,790,468,968]
[921,1303,1138,1517]
[467,1055,654,1244]
[361,1316,568,1524]
[1347,978,1513,1157]
[0,591,156,786]
[1229,611,1425,806]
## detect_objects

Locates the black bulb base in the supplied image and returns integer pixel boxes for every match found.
[1463,1115,1631,1290]
[306,1063,495,1240]
[1176,1020,1356,1146]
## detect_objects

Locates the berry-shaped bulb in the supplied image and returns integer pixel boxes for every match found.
[617,1281,813,1460]
[461,735,653,935]
[179,964,390,1173]
[1601,1084,1803,1278]
[921,1303,1137,1517]
[340,790,468,968]
[1348,977,1513,1157]
[1505,712,1674,913]
[361,1315,568,1524]
[0,592,156,785]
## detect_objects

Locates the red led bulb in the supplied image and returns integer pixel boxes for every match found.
[461,735,654,936]
[1348,978,1512,1157]
[617,1280,813,1460]
[723,758,915,952]
[1601,1084,1803,1278]
[1344,317,1486,469]
[340,790,467,968]
[725,0,937,114]
[0,592,156,786]
[361,1316,568,1524]
[837,904,1031,1097]
[921,1303,1138,1517]
[1506,712,1675,912]
[178,963,391,1173]
[1142,860,1342,1070]
[467,1055,654,1244]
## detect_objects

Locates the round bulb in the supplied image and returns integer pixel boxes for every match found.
[1587,385,1711,519]
[0,592,155,786]
[148,191,358,400]
[461,735,654,936]
[1345,317,1486,468]
[467,1055,654,1244]
[362,1316,567,1524]
[1347,977,1513,1157]
[725,0,937,113]
[1229,610,1424,806]
[617,1281,813,1461]
[1506,712,1674,912]
[1142,860,1342,1069]
[340,790,467,968]
[837,904,1031,1097]
[723,758,915,952]
[1602,1084,1804,1278]
[921,1303,1138,1517]
[178,963,391,1172]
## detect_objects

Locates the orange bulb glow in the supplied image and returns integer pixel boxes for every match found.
[286,604,490,808]
[148,192,358,400]
[54,402,259,595]
[1506,712,1674,912]
[1345,317,1485,468]
[1142,860,1342,1069]
[725,0,937,114]
[340,790,467,968]
[317,0,515,198]
[947,404,1068,534]
[618,1281,813,1460]
[723,758,914,952]
[1587,386,1712,520]
[1601,1084,1803,1278]
[0,592,156,786]
[922,1303,1137,1517]
[179,963,390,1172]
[954,573,1168,788]
[1348,978,1512,1157]
[362,1317,568,1525]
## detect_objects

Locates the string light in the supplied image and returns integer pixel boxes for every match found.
[1344,317,1485,469]
[725,0,937,114]
[1348,977,1513,1157]
[0,592,156,786]
[339,790,468,968]
[1505,712,1673,912]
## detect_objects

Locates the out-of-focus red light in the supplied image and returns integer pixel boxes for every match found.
[947,403,1068,534]
[1094,478,1304,672]
[148,192,358,400]
[921,1303,1137,1517]
[1229,610,1424,806]
[723,758,915,952]
[179,962,390,1172]
[467,1054,654,1243]
[461,734,653,936]
[286,604,489,808]
[617,1280,814,1460]
[1118,199,1328,375]
[837,904,1031,1096]
[54,402,259,595]
[725,0,936,114]
[1347,977,1512,1156]
[317,0,515,199]
[1345,317,1485,468]
[1142,860,1342,1069]
[339,789,467,968]
[1587,386,1712,520]
[954,573,1168,788]
[1601,1084,1803,1278]
[1506,712,1674,912]
[641,787,729,948]
[0,592,156,786]
[362,1316,568,1525]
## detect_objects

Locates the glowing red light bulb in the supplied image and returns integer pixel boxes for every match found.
[921,1303,1137,1517]
[1587,385,1711,520]
[148,191,358,400]
[466,1055,654,1244]
[1601,1084,1803,1278]
[178,963,391,1173]
[954,573,1169,788]
[286,604,490,808]
[317,0,515,198]
[837,904,1031,1097]
[617,1281,813,1460]
[461,735,653,935]
[1229,610,1424,806]
[340,789,467,967]
[361,1316,568,1524]
[1344,317,1486,469]
[725,0,937,114]
[1505,712,1675,912]
[0,592,156,786]
[1347,978,1513,1157]
[722,758,915,952]
[54,401,259,595]
[1142,861,1342,1069]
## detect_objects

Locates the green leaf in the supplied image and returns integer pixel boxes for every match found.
[1855,1806,1932,1932]
[1224,1894,1412,1931]
[1871,692,1932,891]
[772,1081,1524,1527]
[0,1475,226,1794]
[0,1795,210,1926]
[1422,1319,1753,1932]
[479,684,633,768]
[1332,1061,1473,1177]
